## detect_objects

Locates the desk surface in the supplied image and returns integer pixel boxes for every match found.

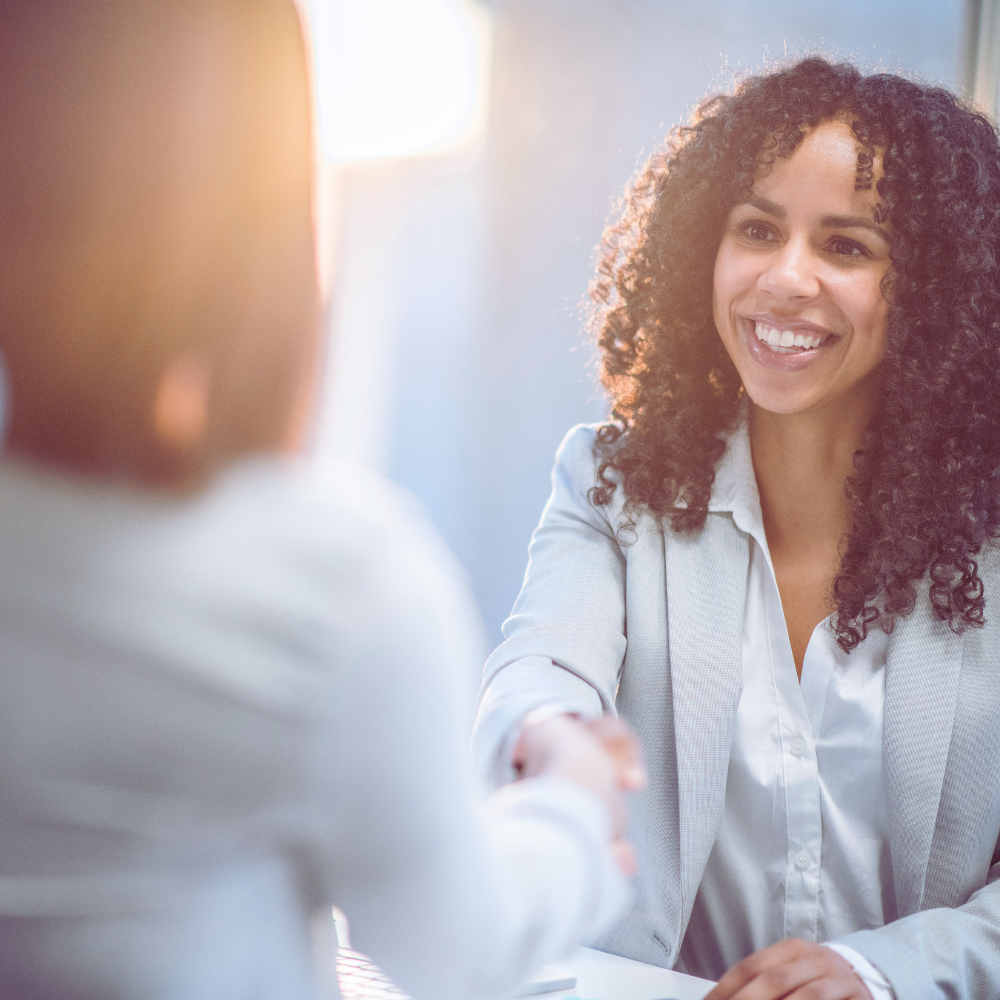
[334,937,715,1000]
[541,947,714,1000]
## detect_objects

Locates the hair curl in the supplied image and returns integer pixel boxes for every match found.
[588,57,1000,651]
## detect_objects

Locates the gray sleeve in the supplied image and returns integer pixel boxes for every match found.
[472,425,628,783]
[834,863,1000,999]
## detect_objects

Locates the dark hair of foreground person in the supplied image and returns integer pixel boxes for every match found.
[0,0,318,490]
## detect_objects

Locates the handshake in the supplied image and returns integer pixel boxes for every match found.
[511,711,646,876]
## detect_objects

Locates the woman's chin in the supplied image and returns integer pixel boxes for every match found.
[741,381,827,417]
[747,390,814,417]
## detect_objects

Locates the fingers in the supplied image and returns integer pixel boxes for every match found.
[704,941,872,1000]
[512,713,645,791]
[509,713,642,873]
[707,939,809,999]
[582,716,647,791]
[715,958,826,1000]
[510,713,577,778]
[610,838,637,878]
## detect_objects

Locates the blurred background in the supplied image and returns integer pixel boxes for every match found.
[305,0,983,648]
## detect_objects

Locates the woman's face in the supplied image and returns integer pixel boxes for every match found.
[712,120,892,417]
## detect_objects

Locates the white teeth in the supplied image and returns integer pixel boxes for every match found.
[754,321,825,352]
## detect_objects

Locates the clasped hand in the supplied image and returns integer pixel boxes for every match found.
[704,939,875,1000]
[511,713,645,876]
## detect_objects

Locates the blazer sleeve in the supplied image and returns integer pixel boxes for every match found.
[833,862,1000,998]
[473,424,629,786]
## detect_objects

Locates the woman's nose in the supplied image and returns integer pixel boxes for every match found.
[757,238,820,300]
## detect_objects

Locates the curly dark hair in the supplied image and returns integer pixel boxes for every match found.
[588,57,1000,651]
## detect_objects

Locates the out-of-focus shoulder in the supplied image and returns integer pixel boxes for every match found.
[220,455,437,556]
[254,457,486,682]
[0,454,485,700]
[214,456,478,636]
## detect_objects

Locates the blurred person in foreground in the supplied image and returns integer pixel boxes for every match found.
[0,2,643,998]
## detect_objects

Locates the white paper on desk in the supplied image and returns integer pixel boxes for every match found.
[512,967,576,996]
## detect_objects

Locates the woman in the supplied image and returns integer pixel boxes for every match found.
[0,2,641,998]
[474,58,1000,1000]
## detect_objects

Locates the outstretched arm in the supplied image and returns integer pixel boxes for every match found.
[313,492,634,1000]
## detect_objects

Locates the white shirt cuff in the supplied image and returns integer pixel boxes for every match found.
[823,943,895,1000]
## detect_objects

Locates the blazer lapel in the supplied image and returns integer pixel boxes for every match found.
[883,605,964,915]
[665,513,747,927]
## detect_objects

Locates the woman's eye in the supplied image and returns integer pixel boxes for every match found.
[742,221,776,242]
[829,237,870,258]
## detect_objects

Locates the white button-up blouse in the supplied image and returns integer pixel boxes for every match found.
[676,430,893,998]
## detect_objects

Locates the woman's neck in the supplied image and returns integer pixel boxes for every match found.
[748,384,879,672]
[749,376,879,552]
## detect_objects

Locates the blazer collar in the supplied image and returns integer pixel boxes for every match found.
[707,410,763,542]
[665,509,748,934]
[666,410,756,929]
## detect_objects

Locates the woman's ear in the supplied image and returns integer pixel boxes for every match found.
[153,356,211,454]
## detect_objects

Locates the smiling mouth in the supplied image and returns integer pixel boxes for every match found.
[753,320,831,354]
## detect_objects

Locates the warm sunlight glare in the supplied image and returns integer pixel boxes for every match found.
[309,0,492,164]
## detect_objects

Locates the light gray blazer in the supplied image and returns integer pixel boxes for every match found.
[475,424,1000,999]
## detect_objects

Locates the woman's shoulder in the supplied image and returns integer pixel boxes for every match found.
[555,421,620,463]
[243,456,485,705]
[552,422,626,492]
[545,423,628,522]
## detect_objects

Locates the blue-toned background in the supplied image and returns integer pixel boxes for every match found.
[312,0,968,647]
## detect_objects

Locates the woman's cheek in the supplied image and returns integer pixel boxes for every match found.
[712,243,740,331]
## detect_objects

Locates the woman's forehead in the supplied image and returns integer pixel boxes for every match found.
[750,121,886,226]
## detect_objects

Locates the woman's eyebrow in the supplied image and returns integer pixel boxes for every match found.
[737,196,891,243]
[738,194,785,218]
[820,214,890,243]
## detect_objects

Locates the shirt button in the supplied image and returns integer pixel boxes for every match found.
[790,737,806,757]
[794,851,811,870]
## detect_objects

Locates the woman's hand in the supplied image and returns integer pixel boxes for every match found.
[704,940,875,1000]
[511,712,645,875]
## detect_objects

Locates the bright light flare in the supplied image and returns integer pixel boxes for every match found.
[308,0,492,164]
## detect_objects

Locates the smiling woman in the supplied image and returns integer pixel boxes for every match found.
[473,57,1000,1000]
[587,59,1000,653]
